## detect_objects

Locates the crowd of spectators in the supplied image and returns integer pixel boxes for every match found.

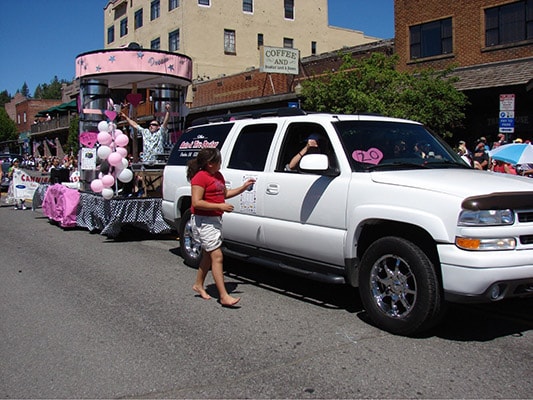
[15,153,78,176]
[456,136,533,177]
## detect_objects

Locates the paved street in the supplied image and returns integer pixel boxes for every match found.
[0,203,532,398]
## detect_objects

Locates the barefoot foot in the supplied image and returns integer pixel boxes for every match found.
[220,295,240,307]
[192,285,211,300]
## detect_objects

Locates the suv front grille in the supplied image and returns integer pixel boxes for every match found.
[518,211,533,223]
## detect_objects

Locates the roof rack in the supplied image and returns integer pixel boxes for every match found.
[191,107,307,126]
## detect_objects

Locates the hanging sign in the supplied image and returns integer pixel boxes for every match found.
[260,46,299,75]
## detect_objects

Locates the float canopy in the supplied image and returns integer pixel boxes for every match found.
[75,48,193,89]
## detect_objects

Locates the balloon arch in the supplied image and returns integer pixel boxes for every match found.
[75,47,192,198]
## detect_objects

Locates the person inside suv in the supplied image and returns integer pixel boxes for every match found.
[286,133,323,171]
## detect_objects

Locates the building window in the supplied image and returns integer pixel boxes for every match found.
[283,37,294,48]
[24,112,27,123]
[169,0,179,11]
[120,17,128,37]
[151,0,160,20]
[243,0,253,13]
[198,0,210,6]
[485,0,533,47]
[107,26,115,44]
[151,37,161,49]
[169,29,180,51]
[257,33,264,48]
[114,2,127,20]
[284,0,294,19]
[409,17,452,59]
[311,41,317,55]
[224,29,236,54]
[134,9,143,29]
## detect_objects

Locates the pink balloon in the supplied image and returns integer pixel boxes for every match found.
[97,131,113,145]
[116,147,128,157]
[108,152,123,166]
[101,174,115,188]
[114,133,129,147]
[113,128,123,136]
[90,179,104,193]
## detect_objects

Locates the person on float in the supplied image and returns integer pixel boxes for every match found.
[121,103,171,163]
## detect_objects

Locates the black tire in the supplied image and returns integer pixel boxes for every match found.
[178,209,202,268]
[359,236,444,336]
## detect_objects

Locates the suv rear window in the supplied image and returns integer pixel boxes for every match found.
[166,123,233,166]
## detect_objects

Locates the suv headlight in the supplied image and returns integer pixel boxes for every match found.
[458,209,514,226]
[456,209,516,250]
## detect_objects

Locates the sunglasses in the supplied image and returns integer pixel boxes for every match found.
[150,123,160,127]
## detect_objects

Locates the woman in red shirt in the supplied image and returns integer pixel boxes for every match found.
[187,148,255,307]
[491,160,517,175]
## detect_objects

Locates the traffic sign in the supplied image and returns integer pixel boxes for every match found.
[499,94,515,111]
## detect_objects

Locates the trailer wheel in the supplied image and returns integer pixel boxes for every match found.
[178,209,202,267]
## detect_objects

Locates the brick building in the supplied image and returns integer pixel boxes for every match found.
[5,93,60,134]
[188,39,394,120]
[394,0,533,144]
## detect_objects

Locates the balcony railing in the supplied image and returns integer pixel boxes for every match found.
[30,114,73,136]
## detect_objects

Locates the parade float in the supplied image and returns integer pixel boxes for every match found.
[39,46,192,236]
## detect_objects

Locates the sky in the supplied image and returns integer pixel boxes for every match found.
[0,0,394,97]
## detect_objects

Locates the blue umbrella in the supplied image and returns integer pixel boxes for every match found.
[489,143,533,165]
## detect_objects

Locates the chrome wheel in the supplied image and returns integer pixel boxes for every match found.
[359,236,443,336]
[178,209,202,267]
[370,255,417,319]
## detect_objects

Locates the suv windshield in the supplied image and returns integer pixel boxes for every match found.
[333,120,467,171]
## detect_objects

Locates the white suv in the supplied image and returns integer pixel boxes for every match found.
[162,108,533,335]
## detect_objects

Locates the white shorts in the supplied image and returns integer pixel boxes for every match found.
[191,215,223,252]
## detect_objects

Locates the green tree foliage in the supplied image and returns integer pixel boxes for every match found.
[66,115,80,155]
[0,90,12,107]
[34,76,67,99]
[0,107,18,142]
[301,53,468,138]
[20,82,30,97]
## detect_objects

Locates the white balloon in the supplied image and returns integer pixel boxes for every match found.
[114,157,128,172]
[101,187,114,200]
[97,121,109,132]
[97,145,112,160]
[117,168,133,183]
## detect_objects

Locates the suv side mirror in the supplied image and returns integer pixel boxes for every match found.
[299,154,339,176]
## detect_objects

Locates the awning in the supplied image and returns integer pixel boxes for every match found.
[450,57,533,91]
[35,100,77,117]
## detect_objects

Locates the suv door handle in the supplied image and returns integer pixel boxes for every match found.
[266,183,279,195]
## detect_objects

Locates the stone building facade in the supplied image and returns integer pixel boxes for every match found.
[103,0,380,84]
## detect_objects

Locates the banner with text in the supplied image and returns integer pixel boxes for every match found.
[11,168,50,200]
